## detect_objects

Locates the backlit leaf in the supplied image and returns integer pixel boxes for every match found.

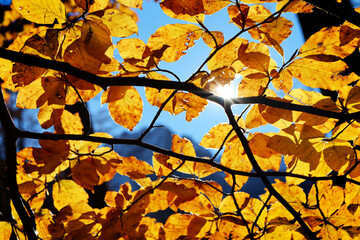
[116,156,154,179]
[288,58,358,90]
[117,0,143,9]
[13,0,66,24]
[163,214,206,240]
[0,221,12,240]
[52,179,88,210]
[147,24,202,62]
[160,0,229,22]
[299,26,359,59]
[173,92,207,121]
[201,31,224,48]
[200,123,234,149]
[207,37,247,72]
[102,9,138,38]
[276,0,313,13]
[101,86,143,131]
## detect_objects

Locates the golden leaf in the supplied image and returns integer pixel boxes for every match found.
[163,214,206,240]
[13,0,66,24]
[102,9,138,38]
[299,26,360,59]
[0,222,12,240]
[116,156,154,179]
[201,31,224,48]
[276,0,313,13]
[160,0,229,22]
[147,24,202,62]
[101,86,143,131]
[288,58,358,90]
[207,37,247,72]
[200,123,234,149]
[117,0,143,9]
[52,180,88,210]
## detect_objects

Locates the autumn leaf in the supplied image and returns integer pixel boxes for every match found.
[101,86,143,131]
[101,9,138,38]
[13,0,66,24]
[299,26,360,59]
[207,37,247,72]
[118,0,143,9]
[52,180,89,210]
[160,0,229,22]
[288,58,358,90]
[201,30,224,48]
[163,214,206,240]
[147,24,202,62]
[276,0,313,13]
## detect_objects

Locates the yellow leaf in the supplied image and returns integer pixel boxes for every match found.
[56,109,84,134]
[102,9,138,37]
[219,192,250,213]
[323,140,354,172]
[16,75,65,109]
[238,72,268,97]
[0,58,14,90]
[207,37,247,72]
[52,179,88,210]
[163,214,206,240]
[13,0,66,24]
[239,42,273,73]
[276,0,313,13]
[0,221,12,240]
[147,24,202,62]
[160,0,229,23]
[200,123,234,149]
[117,0,142,9]
[101,86,143,131]
[255,17,293,55]
[201,31,224,48]
[76,0,108,12]
[245,105,268,129]
[221,138,252,190]
[116,156,154,179]
[288,58,358,90]
[299,26,360,59]
[271,68,293,93]
[145,73,175,114]
[173,92,207,121]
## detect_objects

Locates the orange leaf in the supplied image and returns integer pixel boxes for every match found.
[207,37,247,72]
[116,156,154,179]
[288,58,358,90]
[13,0,66,24]
[147,24,202,62]
[101,86,143,131]
[117,0,142,9]
[163,214,206,240]
[200,123,234,149]
[0,222,12,240]
[160,0,229,22]
[102,9,138,37]
[52,180,88,210]
[201,31,224,48]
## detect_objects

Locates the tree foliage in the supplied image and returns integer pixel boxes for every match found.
[1,0,360,239]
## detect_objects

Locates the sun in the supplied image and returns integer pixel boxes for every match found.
[214,85,237,99]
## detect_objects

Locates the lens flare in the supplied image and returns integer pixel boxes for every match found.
[215,85,237,98]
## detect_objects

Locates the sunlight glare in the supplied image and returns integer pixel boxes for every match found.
[215,85,237,99]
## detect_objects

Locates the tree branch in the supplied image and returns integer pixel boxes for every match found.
[304,0,360,28]
[0,90,37,240]
[224,104,318,239]
[1,48,359,123]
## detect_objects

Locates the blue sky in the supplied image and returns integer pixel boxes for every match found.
[0,0,307,147]
[92,1,306,144]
